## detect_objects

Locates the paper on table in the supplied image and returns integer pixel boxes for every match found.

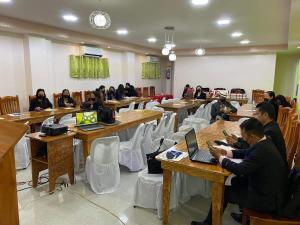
[8,113,23,117]
[156,146,188,162]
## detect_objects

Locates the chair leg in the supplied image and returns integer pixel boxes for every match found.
[242,212,248,225]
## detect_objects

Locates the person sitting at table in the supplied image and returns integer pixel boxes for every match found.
[107,86,116,100]
[225,102,288,223]
[29,89,53,111]
[210,94,237,123]
[116,84,125,100]
[191,118,289,225]
[194,85,206,100]
[264,91,279,120]
[58,89,76,108]
[124,82,131,96]
[80,92,101,111]
[275,95,292,108]
[128,85,137,97]
[96,85,106,104]
[182,84,194,99]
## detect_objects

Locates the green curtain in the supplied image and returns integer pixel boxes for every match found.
[142,62,161,79]
[70,55,110,79]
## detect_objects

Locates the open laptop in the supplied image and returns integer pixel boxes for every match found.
[75,111,104,131]
[185,129,217,165]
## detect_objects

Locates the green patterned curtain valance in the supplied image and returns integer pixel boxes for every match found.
[70,55,110,79]
[142,62,161,79]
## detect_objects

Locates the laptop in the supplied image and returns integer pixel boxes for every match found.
[75,111,104,131]
[185,129,217,165]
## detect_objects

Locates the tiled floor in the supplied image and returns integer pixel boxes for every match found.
[17,165,240,225]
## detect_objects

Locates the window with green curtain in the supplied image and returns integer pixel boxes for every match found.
[142,62,161,79]
[70,55,110,79]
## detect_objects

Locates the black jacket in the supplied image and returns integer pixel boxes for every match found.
[222,138,289,214]
[210,100,237,123]
[269,98,279,121]
[194,91,206,100]
[57,96,76,107]
[29,97,53,111]
[234,121,287,165]
[80,100,101,111]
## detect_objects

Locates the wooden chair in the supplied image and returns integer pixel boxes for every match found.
[72,91,82,106]
[0,96,20,114]
[294,130,300,168]
[149,86,155,97]
[250,216,300,225]
[286,120,300,169]
[28,95,36,106]
[84,91,93,101]
[283,109,297,140]
[142,87,149,97]
[277,107,291,131]
[135,87,142,97]
[252,89,265,104]
[53,93,62,108]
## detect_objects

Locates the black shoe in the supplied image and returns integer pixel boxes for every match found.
[231,212,243,223]
[191,221,208,225]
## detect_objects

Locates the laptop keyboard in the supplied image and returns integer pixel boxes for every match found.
[79,124,103,131]
[193,150,214,162]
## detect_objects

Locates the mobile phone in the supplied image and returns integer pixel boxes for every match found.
[222,130,229,137]
[206,141,214,150]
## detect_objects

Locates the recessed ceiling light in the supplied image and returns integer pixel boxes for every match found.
[217,18,231,26]
[0,23,11,28]
[231,32,242,37]
[116,29,128,35]
[191,0,209,6]
[240,39,250,44]
[147,37,157,43]
[62,14,78,22]
[0,0,12,3]
[107,46,111,48]
[195,48,206,56]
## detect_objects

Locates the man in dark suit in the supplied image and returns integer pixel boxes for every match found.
[264,91,279,120]
[191,118,289,225]
[210,94,237,123]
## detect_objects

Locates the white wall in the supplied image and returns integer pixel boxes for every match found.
[173,54,277,98]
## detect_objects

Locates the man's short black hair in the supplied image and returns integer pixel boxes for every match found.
[256,102,276,120]
[240,118,264,138]
[266,91,275,99]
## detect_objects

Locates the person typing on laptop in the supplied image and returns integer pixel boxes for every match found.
[191,118,288,225]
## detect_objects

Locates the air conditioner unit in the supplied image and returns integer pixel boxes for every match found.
[146,56,160,63]
[80,46,103,57]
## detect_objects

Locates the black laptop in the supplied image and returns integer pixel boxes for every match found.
[185,129,217,165]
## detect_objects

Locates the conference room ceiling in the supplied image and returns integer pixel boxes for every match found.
[0,0,291,50]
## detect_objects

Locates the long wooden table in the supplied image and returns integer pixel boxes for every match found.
[158,99,206,131]
[72,110,163,158]
[230,104,254,121]
[104,97,152,111]
[159,120,240,225]
[0,107,81,125]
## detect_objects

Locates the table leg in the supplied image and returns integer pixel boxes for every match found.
[174,111,179,132]
[48,171,56,193]
[212,182,225,225]
[162,169,172,225]
[82,139,90,159]
[31,162,39,188]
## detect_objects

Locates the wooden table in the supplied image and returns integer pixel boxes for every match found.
[72,110,163,158]
[158,99,206,131]
[230,104,254,121]
[26,132,75,193]
[0,107,81,125]
[159,120,240,225]
[104,97,152,111]
[207,97,249,105]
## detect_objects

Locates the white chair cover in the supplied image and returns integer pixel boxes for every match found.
[172,98,180,102]
[152,116,167,140]
[141,123,155,164]
[137,102,144,110]
[42,116,54,126]
[164,113,177,138]
[161,99,170,104]
[59,114,72,124]
[119,108,130,113]
[14,136,30,170]
[151,106,164,112]
[119,123,145,171]
[230,101,240,109]
[128,102,136,110]
[145,100,159,109]
[181,117,209,133]
[86,136,120,194]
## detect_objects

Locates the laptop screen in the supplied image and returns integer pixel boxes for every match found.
[185,129,199,157]
[76,111,98,125]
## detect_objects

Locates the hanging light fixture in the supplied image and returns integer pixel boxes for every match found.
[195,48,206,56]
[162,47,170,55]
[169,51,176,61]
[89,0,111,29]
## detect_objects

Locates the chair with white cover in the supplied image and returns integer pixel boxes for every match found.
[59,114,72,124]
[86,136,120,194]
[118,108,130,113]
[141,123,155,164]
[161,99,170,104]
[145,100,159,109]
[119,123,145,171]
[42,116,55,126]
[128,102,136,110]
[152,116,167,140]
[180,117,209,133]
[164,113,177,138]
[137,101,144,110]
[134,138,179,218]
[230,101,240,109]
[14,135,31,170]
[152,106,164,112]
